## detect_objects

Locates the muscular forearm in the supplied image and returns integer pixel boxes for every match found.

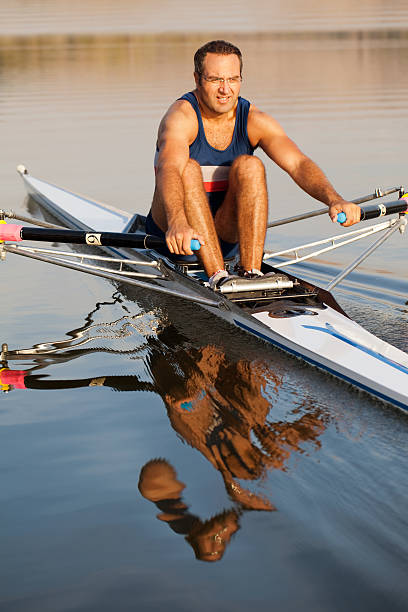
[155,165,188,226]
[254,111,360,225]
[288,156,360,226]
[290,157,343,206]
[154,164,205,254]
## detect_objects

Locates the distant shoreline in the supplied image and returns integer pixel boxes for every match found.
[1,28,408,49]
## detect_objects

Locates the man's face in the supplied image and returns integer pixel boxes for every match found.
[195,53,242,115]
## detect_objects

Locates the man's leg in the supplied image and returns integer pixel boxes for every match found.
[182,159,226,276]
[151,159,225,277]
[214,155,268,273]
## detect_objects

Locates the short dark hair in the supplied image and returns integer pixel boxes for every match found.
[194,40,243,78]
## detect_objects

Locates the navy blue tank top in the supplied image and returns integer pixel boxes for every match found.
[178,91,254,195]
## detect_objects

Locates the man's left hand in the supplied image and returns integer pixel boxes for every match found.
[328,199,361,227]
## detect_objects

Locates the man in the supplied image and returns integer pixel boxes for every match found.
[146,40,361,289]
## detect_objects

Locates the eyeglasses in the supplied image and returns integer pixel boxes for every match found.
[201,75,242,86]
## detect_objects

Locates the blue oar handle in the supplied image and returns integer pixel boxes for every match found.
[337,212,347,224]
[190,239,201,251]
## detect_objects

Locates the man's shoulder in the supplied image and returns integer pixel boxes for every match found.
[248,105,284,134]
[159,98,197,130]
[164,96,196,119]
[157,98,198,144]
[248,104,271,122]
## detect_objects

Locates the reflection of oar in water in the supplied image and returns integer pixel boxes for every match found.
[0,368,156,393]
[0,318,199,393]
[0,364,275,507]
[0,323,201,393]
[0,366,276,513]
[0,364,277,513]
[1,337,325,520]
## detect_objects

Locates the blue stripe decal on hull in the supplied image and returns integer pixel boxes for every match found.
[233,319,408,412]
[302,322,408,376]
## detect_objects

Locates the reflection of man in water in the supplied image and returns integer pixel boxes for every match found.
[144,337,325,506]
[138,459,240,562]
[4,323,327,561]
[137,328,327,562]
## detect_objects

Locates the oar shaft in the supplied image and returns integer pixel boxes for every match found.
[1,199,406,246]
[361,199,407,220]
[267,186,403,229]
[337,198,408,223]
[0,225,201,251]
[21,227,166,248]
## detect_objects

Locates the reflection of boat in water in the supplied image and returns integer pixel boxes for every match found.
[0,290,163,376]
[1,300,328,561]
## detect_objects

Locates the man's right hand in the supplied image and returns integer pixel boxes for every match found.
[165,222,205,255]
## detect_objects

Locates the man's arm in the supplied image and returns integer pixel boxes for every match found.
[248,108,361,226]
[154,101,205,254]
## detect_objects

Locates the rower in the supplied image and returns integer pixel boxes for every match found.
[146,40,361,289]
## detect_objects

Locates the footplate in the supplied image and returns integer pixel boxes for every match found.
[219,273,294,295]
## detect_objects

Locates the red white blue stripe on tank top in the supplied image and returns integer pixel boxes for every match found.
[200,165,230,193]
[154,151,230,193]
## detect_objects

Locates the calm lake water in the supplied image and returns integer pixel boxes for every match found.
[1,3,407,611]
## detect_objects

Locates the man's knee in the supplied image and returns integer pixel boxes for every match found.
[182,158,202,184]
[231,155,265,182]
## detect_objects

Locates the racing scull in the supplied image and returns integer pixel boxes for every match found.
[1,166,407,411]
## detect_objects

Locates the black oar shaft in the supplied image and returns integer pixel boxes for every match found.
[267,187,404,228]
[18,227,166,249]
[360,200,407,220]
[1,199,406,246]
[0,225,201,250]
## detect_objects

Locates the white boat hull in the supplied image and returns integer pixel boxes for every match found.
[17,167,408,412]
[232,306,408,410]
